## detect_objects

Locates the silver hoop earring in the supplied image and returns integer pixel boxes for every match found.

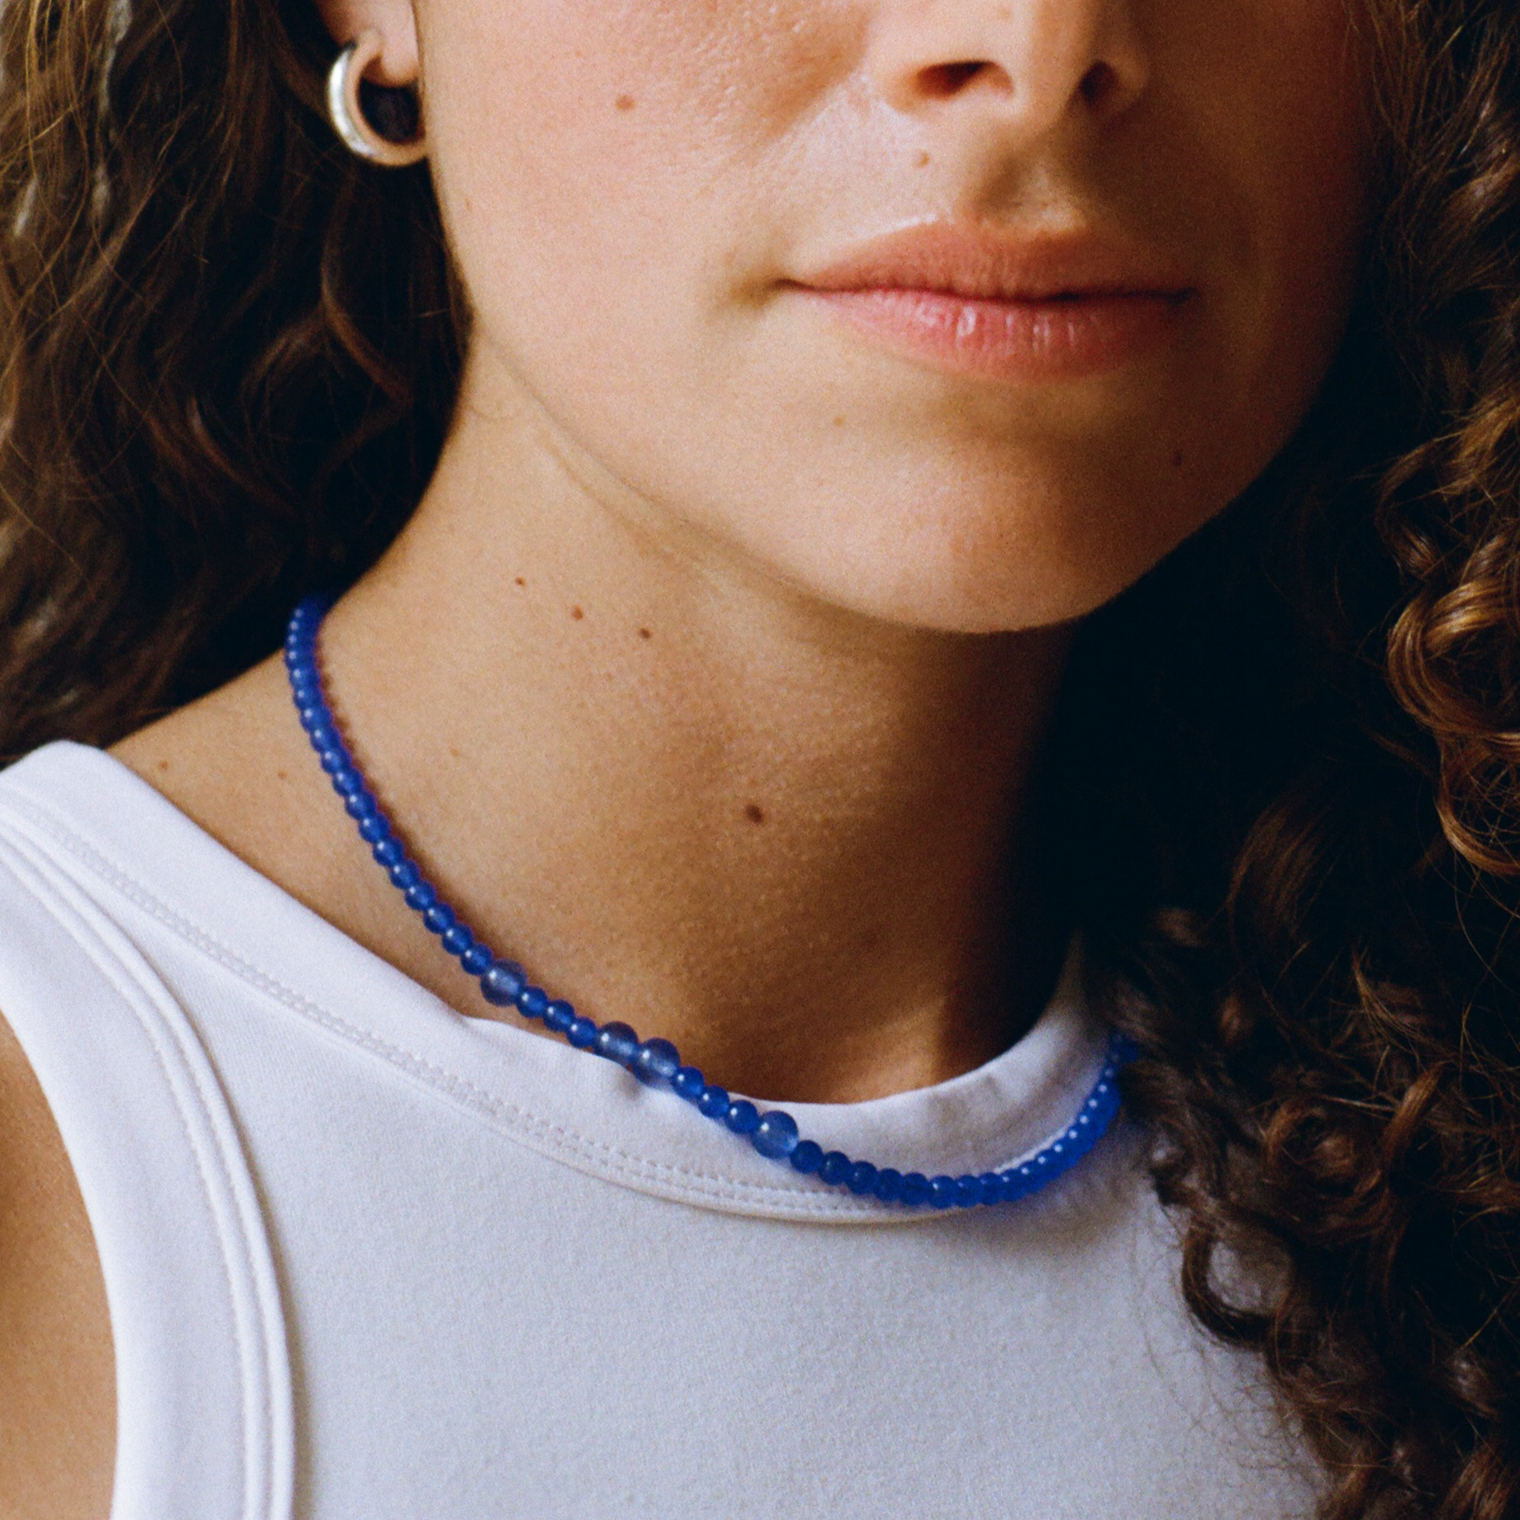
[326,30,426,168]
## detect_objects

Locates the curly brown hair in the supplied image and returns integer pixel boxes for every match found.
[1,0,1517,1515]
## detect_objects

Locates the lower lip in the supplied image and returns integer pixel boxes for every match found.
[795,286,1193,382]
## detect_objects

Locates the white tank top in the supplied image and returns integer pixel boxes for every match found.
[0,743,1321,1520]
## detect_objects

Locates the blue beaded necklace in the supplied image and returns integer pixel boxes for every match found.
[285,595,1135,1211]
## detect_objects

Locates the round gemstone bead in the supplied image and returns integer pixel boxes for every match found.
[422,903,456,935]
[633,1038,680,1086]
[543,1000,575,1034]
[566,1015,598,1049]
[388,860,420,890]
[404,882,437,912]
[724,1099,760,1135]
[594,1022,639,1065]
[872,1167,903,1202]
[789,1140,823,1174]
[751,1111,799,1160]
[372,837,405,866]
[697,1084,730,1119]
[318,746,345,773]
[357,814,390,843]
[977,1172,1005,1205]
[955,1175,984,1208]
[999,1169,1029,1201]
[929,1175,958,1209]
[460,944,493,976]
[344,792,378,820]
[332,767,364,797]
[846,1161,878,1196]
[672,1066,706,1102]
[899,1173,931,1208]
[517,985,549,1020]
[440,925,473,956]
[481,961,526,1006]
[818,1151,852,1187]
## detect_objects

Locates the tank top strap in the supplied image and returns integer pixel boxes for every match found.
[0,814,293,1520]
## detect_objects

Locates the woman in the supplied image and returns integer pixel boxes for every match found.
[0,0,1514,1515]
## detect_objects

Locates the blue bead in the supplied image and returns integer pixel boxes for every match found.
[595,1022,640,1065]
[422,903,456,934]
[388,860,420,890]
[344,791,379,820]
[785,1140,819,1173]
[297,704,323,732]
[954,1175,984,1208]
[357,814,390,843]
[872,1168,903,1202]
[460,944,492,976]
[847,1161,878,1195]
[899,1173,931,1207]
[818,1151,852,1186]
[672,1066,706,1101]
[634,1038,681,1086]
[318,746,345,773]
[978,1172,1005,1205]
[999,1169,1030,1201]
[330,770,362,800]
[566,1015,598,1049]
[372,836,404,866]
[483,963,526,1010]
[517,985,549,1020]
[404,882,437,911]
[440,924,473,956]
[724,1100,760,1135]
[698,1084,730,1119]
[751,1110,799,1160]
[544,1000,575,1034]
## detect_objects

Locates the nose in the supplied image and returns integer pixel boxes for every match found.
[866,0,1150,140]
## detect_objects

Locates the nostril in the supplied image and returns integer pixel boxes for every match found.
[917,61,1008,100]
[1078,61,1121,110]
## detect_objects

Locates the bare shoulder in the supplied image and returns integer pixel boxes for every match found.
[0,1012,114,1520]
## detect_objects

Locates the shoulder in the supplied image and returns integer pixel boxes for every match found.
[0,1009,114,1520]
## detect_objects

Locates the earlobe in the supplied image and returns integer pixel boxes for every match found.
[311,0,419,86]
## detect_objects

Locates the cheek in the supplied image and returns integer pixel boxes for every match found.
[420,0,852,292]
[1169,0,1374,422]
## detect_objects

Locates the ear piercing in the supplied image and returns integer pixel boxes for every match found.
[326,28,426,168]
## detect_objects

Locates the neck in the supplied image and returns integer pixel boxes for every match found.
[119,371,1075,1104]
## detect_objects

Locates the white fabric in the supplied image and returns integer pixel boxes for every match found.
[0,742,1322,1519]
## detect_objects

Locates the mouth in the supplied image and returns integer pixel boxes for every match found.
[787,221,1198,382]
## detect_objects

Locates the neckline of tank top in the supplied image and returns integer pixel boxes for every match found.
[0,740,1121,1223]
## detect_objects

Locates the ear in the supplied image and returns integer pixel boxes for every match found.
[310,0,419,86]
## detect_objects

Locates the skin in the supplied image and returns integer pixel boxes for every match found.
[1,0,1373,1513]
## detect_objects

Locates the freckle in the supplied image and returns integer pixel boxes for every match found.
[615,94,636,112]
[157,759,170,773]
[514,576,525,587]
[571,605,584,620]
[638,627,652,640]
[276,769,289,782]
[450,747,461,760]
[914,150,931,168]
[832,415,846,428]
[744,803,766,825]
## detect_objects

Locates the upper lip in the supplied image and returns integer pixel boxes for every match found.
[792,221,1194,303]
